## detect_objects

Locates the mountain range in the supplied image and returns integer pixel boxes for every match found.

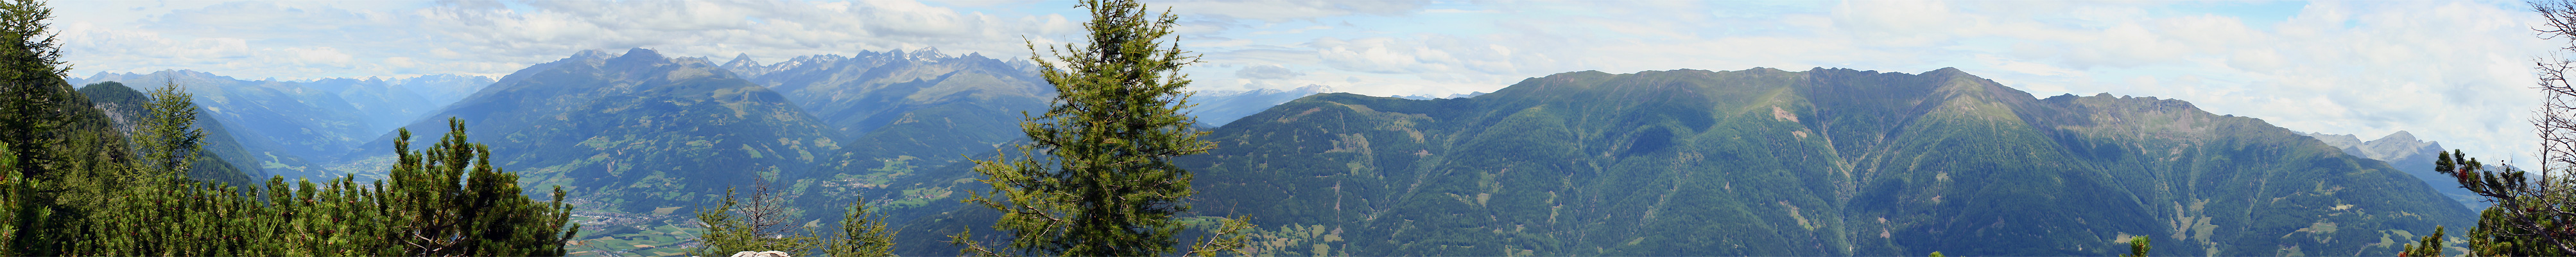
[333,50,845,255]
[301,74,498,134]
[68,71,496,181]
[318,48,1062,256]
[718,48,1053,187]
[67,48,2485,256]
[1190,85,1340,126]
[894,67,2476,256]
[2299,131,2477,208]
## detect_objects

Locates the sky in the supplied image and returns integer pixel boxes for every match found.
[49,0,2564,167]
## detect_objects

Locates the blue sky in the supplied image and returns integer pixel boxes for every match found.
[52,0,2559,167]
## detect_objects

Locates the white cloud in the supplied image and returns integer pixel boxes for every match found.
[1234,64,1302,79]
[60,0,1082,79]
[1155,0,1430,22]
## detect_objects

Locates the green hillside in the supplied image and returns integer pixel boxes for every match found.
[894,67,2473,256]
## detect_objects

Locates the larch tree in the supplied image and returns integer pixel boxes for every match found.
[951,0,1250,256]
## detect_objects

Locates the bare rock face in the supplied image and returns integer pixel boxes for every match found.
[728,251,790,257]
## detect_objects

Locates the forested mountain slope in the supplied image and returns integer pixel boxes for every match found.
[1163,67,2473,256]
[71,71,350,180]
[339,49,845,252]
[722,49,1051,181]
[75,82,263,187]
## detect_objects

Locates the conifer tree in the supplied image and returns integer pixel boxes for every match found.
[380,118,582,256]
[82,80,241,256]
[128,82,202,184]
[0,0,70,173]
[0,1,129,254]
[951,0,1251,256]
[2400,226,2445,257]
[827,196,896,257]
[0,141,40,256]
[2435,150,2568,255]
[693,182,820,256]
[2120,236,2148,257]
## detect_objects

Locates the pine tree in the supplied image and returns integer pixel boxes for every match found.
[2120,236,2149,257]
[82,80,244,256]
[2435,150,2568,256]
[951,0,1250,256]
[2400,226,2445,257]
[380,118,582,256]
[0,140,42,256]
[826,197,896,257]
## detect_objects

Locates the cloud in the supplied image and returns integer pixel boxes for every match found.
[58,0,1089,79]
[414,0,1077,69]
[51,1,1138,80]
[1157,0,1430,22]
[1306,35,1537,76]
[1234,64,1302,79]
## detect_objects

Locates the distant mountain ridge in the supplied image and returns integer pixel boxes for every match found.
[67,71,496,181]
[97,46,2475,256]
[355,48,840,199]
[2302,131,2442,163]
[1191,85,1338,126]
[325,49,847,256]
[1392,91,1487,100]
[301,75,497,133]
[2299,131,2477,208]
[68,70,370,180]
[885,67,2477,256]
[144,47,1364,256]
